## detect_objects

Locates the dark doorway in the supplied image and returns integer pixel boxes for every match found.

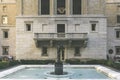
[57,24,65,37]
[57,24,65,33]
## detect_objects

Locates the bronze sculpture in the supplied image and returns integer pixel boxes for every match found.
[55,43,64,75]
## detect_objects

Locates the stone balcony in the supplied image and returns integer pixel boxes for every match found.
[34,33,88,47]
[34,33,88,40]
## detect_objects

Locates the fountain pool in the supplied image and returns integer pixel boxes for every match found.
[0,65,120,80]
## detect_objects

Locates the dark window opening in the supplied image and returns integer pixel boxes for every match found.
[57,24,65,33]
[74,47,81,56]
[73,0,81,14]
[26,24,31,31]
[91,24,96,31]
[2,47,9,55]
[3,31,8,38]
[41,0,50,15]
[42,47,48,56]
[57,0,66,15]
[3,6,7,12]
[117,15,120,23]
[116,47,120,55]
[62,49,65,60]
[116,30,120,38]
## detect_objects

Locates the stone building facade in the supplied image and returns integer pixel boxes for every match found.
[0,0,119,61]
[0,0,16,59]
[106,0,120,62]
[16,0,107,60]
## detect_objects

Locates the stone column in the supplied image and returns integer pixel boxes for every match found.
[50,0,54,15]
[20,0,23,15]
[66,0,70,15]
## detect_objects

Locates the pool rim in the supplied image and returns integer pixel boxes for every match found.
[0,65,120,80]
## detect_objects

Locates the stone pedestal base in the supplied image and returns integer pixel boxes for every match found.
[55,62,63,75]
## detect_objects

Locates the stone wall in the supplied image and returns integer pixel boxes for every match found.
[0,1,17,25]
[17,0,105,16]
[0,1,16,58]
[0,0,108,60]
[16,15,107,60]
[106,1,120,60]
[0,0,16,3]
[0,26,16,58]
[105,2,120,26]
[87,0,105,14]
[107,27,120,58]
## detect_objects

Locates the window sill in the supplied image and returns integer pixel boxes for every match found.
[115,38,120,40]
[25,31,32,33]
[74,54,81,56]
[41,54,48,56]
[90,31,98,33]
[3,38,9,40]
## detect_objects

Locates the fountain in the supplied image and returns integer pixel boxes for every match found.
[0,44,116,79]
[54,44,64,75]
[45,43,71,78]
[0,46,116,80]
[50,43,65,75]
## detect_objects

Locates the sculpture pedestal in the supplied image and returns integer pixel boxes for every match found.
[55,62,63,75]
